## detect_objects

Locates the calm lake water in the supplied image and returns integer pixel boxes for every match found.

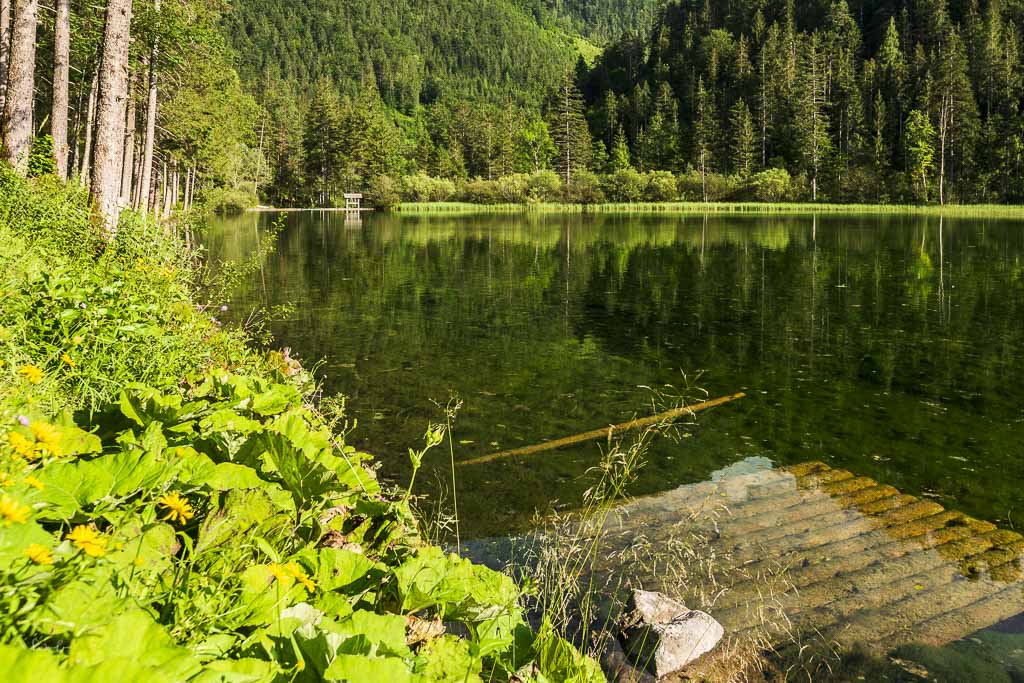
[207,210,1024,677]
[208,210,1024,534]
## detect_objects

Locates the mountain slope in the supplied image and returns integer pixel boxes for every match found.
[223,0,580,107]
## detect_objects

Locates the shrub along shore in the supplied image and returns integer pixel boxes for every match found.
[395,201,1024,218]
[0,169,603,682]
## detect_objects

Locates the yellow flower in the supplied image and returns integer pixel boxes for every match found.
[0,495,30,525]
[8,432,38,460]
[66,525,107,557]
[24,475,44,490]
[61,354,76,369]
[0,472,11,487]
[18,365,44,385]
[284,562,316,592]
[24,544,54,565]
[158,492,194,525]
[29,423,61,457]
[268,563,290,584]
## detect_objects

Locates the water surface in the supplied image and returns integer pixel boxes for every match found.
[206,211,1024,543]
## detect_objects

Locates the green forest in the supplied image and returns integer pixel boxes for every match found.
[230,0,1024,207]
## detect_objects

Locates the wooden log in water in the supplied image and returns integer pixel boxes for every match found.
[458,392,746,466]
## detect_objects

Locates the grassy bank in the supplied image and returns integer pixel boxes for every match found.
[0,168,602,682]
[397,201,1024,218]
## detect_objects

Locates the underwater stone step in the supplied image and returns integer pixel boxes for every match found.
[726,534,1024,645]
[902,577,1024,648]
[716,473,878,525]
[717,520,1003,612]
[724,492,920,554]
[756,534,1024,628]
[731,510,968,574]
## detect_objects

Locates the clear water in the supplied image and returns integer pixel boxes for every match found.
[206,210,1024,678]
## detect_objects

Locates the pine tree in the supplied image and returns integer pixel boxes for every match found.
[303,78,343,205]
[548,70,591,185]
[795,34,831,201]
[729,99,756,176]
[610,125,632,171]
[692,77,719,201]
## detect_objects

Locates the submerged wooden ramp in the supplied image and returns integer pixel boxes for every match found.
[599,460,1024,663]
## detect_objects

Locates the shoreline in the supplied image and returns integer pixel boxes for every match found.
[394,201,1024,217]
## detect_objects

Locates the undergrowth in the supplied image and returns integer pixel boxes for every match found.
[0,167,603,682]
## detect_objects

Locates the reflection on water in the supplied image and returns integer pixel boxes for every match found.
[206,210,1024,541]
[207,210,1024,677]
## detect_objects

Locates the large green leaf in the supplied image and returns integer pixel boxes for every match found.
[323,654,411,682]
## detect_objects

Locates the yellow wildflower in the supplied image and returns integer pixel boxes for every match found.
[24,475,44,490]
[0,472,11,487]
[24,544,54,565]
[284,562,315,592]
[66,525,107,557]
[18,365,44,385]
[0,495,30,525]
[8,432,38,460]
[29,422,61,457]
[61,354,76,369]
[157,492,194,525]
[268,563,290,584]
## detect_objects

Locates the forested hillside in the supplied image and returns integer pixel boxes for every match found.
[583,0,1024,203]
[224,0,579,109]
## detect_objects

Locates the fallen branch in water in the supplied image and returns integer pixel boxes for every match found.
[459,392,747,466]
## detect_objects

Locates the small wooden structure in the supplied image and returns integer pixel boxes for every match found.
[343,193,363,210]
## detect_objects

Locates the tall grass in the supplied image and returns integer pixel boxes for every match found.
[397,201,1024,218]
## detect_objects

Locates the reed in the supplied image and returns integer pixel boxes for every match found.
[397,201,1024,218]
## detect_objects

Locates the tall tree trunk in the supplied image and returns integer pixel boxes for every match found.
[120,73,136,203]
[137,0,159,211]
[0,0,11,118]
[51,0,70,179]
[90,0,133,239]
[2,0,38,174]
[79,71,97,184]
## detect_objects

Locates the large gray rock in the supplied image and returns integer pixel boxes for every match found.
[620,590,724,679]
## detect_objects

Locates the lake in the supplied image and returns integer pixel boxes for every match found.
[207,209,1024,676]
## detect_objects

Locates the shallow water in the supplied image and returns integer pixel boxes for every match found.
[207,209,1024,677]
[207,211,1024,532]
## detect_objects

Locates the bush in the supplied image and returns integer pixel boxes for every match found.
[527,170,563,202]
[367,174,401,210]
[603,168,645,202]
[564,170,606,204]
[459,177,502,204]
[677,169,743,202]
[203,186,259,215]
[749,168,793,202]
[644,171,679,201]
[399,173,457,202]
[496,173,530,203]
[28,136,57,178]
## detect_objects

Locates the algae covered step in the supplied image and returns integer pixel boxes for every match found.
[604,459,1024,656]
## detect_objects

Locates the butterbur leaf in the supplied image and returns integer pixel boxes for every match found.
[68,608,204,681]
[0,644,64,683]
[323,654,411,682]
[300,547,382,593]
[412,636,483,683]
[250,384,302,416]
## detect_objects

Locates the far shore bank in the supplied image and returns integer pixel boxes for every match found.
[394,201,1024,217]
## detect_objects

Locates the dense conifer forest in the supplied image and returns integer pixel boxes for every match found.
[230,0,1024,207]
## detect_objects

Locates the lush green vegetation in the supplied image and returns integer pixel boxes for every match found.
[0,170,604,681]
[236,0,1024,208]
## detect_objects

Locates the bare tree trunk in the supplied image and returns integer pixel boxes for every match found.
[2,0,38,174]
[51,0,70,178]
[0,0,12,118]
[90,0,133,239]
[137,0,159,211]
[120,73,136,203]
[79,72,97,184]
